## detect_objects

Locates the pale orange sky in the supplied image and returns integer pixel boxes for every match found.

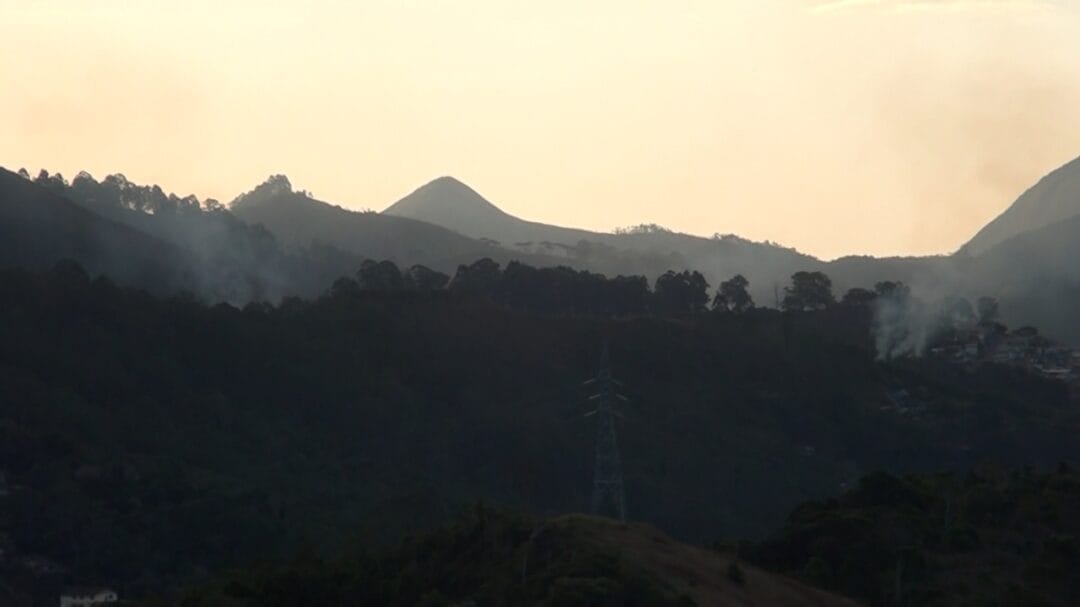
[2,0,1079,259]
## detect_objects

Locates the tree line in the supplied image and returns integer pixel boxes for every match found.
[328,259,1000,326]
[331,257,764,317]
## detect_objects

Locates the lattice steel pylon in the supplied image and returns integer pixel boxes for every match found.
[584,343,627,521]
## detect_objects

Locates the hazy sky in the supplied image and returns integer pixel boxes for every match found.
[3,0,1079,259]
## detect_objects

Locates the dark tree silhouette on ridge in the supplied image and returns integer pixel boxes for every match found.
[841,287,876,307]
[713,274,753,313]
[450,258,502,294]
[357,259,406,291]
[653,270,709,315]
[782,271,834,312]
[406,265,450,291]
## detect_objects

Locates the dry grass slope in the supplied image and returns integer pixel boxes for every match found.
[552,515,864,607]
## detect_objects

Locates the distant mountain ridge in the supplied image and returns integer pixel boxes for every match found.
[0,167,194,291]
[231,175,563,274]
[961,155,1080,256]
[384,175,607,249]
[383,175,820,304]
[377,164,1080,343]
[10,154,1080,343]
[383,175,811,256]
[15,169,363,302]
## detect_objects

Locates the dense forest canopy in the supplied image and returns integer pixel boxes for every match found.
[746,465,1080,607]
[0,257,1076,604]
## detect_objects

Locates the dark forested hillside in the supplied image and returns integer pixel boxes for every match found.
[0,168,194,293]
[0,261,1077,603]
[25,170,362,303]
[747,466,1080,607]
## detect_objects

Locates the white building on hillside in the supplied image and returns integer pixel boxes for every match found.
[59,587,118,607]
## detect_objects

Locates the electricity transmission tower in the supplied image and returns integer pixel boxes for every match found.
[584,343,627,521]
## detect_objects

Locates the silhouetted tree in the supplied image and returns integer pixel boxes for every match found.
[874,281,911,300]
[329,276,361,299]
[782,271,834,311]
[713,274,753,313]
[841,288,876,307]
[497,261,544,310]
[406,265,450,291]
[34,169,68,196]
[653,270,709,315]
[357,260,405,291]
[449,258,502,295]
[608,275,650,316]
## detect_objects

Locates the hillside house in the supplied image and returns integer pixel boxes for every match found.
[59,587,118,607]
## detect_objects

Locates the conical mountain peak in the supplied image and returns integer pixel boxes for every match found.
[385,176,507,219]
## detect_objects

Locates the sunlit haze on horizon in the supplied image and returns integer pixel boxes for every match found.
[2,0,1079,259]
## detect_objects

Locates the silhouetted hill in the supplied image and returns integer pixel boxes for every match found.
[231,175,533,274]
[0,167,193,291]
[384,175,604,250]
[792,152,1080,345]
[959,214,1080,343]
[962,154,1080,256]
[383,175,514,228]
[384,176,819,302]
[26,169,362,303]
[167,511,864,607]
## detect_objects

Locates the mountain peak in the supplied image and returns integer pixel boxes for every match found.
[229,174,304,211]
[425,175,469,188]
[962,154,1080,256]
[383,176,508,224]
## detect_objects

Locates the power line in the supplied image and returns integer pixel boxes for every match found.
[584,342,627,521]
